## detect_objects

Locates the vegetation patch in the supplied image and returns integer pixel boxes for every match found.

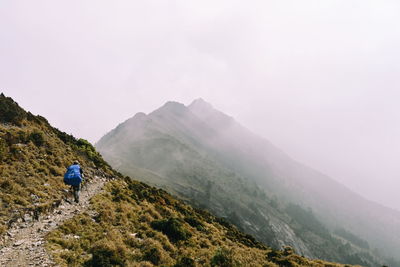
[151,217,191,243]
[47,179,359,267]
[184,215,205,231]
[210,248,239,267]
[0,94,115,236]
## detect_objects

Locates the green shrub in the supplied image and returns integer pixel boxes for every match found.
[75,138,108,168]
[17,131,28,143]
[210,248,239,267]
[272,258,295,267]
[54,128,76,144]
[0,138,7,160]
[215,217,231,228]
[29,131,45,146]
[184,216,205,231]
[89,242,126,267]
[0,93,26,126]
[151,218,191,242]
[142,247,162,265]
[174,256,195,267]
[49,166,62,176]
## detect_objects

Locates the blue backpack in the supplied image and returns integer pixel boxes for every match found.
[64,164,82,186]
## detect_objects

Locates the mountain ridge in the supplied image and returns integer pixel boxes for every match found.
[97,98,400,266]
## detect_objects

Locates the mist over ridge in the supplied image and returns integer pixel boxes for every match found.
[98,98,399,215]
[2,1,400,213]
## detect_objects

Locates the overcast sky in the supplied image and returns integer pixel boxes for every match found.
[1,0,400,211]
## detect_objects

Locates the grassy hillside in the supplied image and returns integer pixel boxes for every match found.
[47,177,358,267]
[0,93,114,236]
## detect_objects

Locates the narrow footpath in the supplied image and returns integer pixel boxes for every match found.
[0,176,108,267]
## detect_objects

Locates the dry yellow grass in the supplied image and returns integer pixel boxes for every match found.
[47,179,360,267]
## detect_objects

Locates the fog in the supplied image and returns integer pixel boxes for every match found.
[1,0,399,211]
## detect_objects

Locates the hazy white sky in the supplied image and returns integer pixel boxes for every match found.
[1,0,400,211]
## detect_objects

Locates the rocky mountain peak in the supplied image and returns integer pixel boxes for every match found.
[133,112,147,119]
[188,98,233,126]
[188,98,214,110]
[153,101,187,116]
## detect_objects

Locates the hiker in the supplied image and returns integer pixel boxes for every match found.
[64,161,84,203]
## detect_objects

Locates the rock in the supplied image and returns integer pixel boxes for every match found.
[14,239,25,247]
[0,247,11,253]
[24,213,33,223]
[7,231,14,237]
[30,194,39,201]
[32,241,43,246]
[45,222,57,229]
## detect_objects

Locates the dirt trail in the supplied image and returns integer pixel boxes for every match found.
[0,176,108,267]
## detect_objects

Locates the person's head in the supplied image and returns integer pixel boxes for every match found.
[73,160,79,165]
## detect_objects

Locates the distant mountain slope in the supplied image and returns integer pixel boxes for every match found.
[188,99,400,257]
[97,99,400,266]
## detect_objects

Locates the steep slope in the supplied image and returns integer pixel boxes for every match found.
[97,99,399,266]
[0,93,114,237]
[188,99,400,259]
[0,94,359,267]
[188,99,400,262]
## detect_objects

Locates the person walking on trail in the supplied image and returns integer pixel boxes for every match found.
[63,161,84,203]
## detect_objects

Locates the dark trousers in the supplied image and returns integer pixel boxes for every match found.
[72,184,80,203]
